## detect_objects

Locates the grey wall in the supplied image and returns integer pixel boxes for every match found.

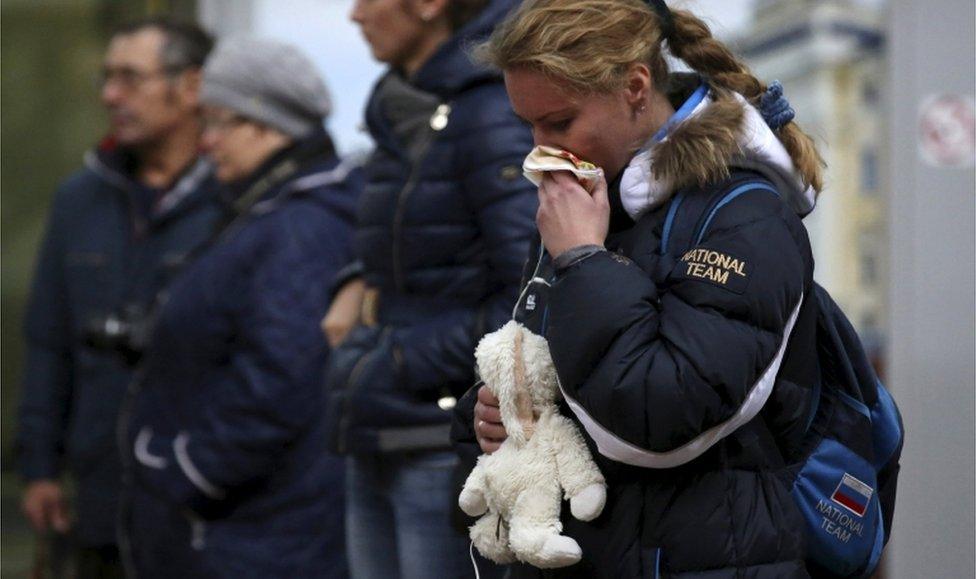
[887,0,975,577]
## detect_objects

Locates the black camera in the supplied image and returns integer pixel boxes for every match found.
[84,303,156,366]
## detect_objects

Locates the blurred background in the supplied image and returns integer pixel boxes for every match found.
[1,0,972,577]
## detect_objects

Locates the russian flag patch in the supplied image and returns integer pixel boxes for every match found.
[831,473,873,517]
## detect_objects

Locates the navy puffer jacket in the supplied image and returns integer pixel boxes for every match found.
[325,0,536,454]
[122,133,361,578]
[16,146,220,546]
[453,81,822,578]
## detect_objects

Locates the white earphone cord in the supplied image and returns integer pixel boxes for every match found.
[469,541,481,579]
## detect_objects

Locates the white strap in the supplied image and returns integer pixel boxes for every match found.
[174,432,227,500]
[133,427,168,470]
[559,294,803,469]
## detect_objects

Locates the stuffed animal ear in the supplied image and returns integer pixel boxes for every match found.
[511,329,537,440]
[517,326,559,406]
[475,321,527,445]
[474,322,513,393]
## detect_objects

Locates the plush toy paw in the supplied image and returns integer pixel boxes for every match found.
[569,483,606,522]
[533,535,583,569]
[459,487,488,517]
[470,513,517,564]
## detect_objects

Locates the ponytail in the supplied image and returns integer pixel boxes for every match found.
[666,8,825,192]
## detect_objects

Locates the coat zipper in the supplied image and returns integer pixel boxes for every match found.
[116,367,147,579]
[336,328,392,453]
[391,103,451,292]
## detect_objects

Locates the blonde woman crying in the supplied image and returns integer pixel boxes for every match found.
[452,1,828,577]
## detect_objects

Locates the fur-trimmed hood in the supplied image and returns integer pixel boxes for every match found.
[619,75,818,220]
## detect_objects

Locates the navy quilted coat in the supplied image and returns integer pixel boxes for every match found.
[121,134,361,579]
[325,0,537,454]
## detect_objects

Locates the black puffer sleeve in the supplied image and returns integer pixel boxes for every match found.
[546,190,811,463]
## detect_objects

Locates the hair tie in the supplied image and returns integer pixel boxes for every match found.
[646,0,675,40]
[759,81,795,130]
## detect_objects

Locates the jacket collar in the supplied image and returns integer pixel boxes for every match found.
[410,0,520,97]
[221,128,345,218]
[364,0,519,156]
[83,144,215,223]
[618,75,817,220]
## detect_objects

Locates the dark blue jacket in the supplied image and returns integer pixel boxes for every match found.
[122,134,360,579]
[325,0,537,454]
[453,79,821,578]
[455,172,818,579]
[16,146,221,546]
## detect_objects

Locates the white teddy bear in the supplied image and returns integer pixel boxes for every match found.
[459,320,607,569]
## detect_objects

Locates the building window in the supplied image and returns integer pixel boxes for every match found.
[863,81,880,105]
[861,253,879,286]
[861,148,879,193]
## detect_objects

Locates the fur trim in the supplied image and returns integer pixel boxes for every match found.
[651,90,746,190]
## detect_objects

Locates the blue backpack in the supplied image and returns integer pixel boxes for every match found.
[661,172,904,578]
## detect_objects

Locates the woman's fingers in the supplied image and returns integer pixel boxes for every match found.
[475,401,502,424]
[476,419,508,440]
[590,169,609,205]
[476,384,500,408]
[321,279,365,347]
[548,169,584,190]
[477,437,502,454]
[474,385,506,454]
[536,169,610,256]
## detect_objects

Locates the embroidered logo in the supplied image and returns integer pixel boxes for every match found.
[677,247,751,293]
[499,164,521,181]
[830,473,873,518]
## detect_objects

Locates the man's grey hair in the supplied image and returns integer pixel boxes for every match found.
[113,17,214,72]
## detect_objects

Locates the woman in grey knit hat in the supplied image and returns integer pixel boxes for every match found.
[120,37,360,579]
[199,37,333,181]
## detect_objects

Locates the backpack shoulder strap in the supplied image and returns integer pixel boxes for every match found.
[659,170,780,257]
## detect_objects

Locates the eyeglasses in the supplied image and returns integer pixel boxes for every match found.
[97,66,176,91]
[201,113,249,133]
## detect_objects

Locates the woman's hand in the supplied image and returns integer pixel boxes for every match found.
[321,278,366,348]
[474,385,507,454]
[536,170,610,258]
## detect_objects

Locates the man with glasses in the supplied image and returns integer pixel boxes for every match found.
[16,17,219,578]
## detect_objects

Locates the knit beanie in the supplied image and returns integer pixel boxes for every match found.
[201,37,332,138]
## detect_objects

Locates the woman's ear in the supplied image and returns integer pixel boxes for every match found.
[410,0,450,22]
[624,62,652,113]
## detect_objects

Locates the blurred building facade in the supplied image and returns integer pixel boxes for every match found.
[733,0,888,352]
[886,0,975,577]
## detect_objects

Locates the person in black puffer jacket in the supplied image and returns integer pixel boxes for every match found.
[321,1,536,577]
[452,1,829,577]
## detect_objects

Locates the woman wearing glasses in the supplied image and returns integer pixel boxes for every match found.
[121,38,359,579]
